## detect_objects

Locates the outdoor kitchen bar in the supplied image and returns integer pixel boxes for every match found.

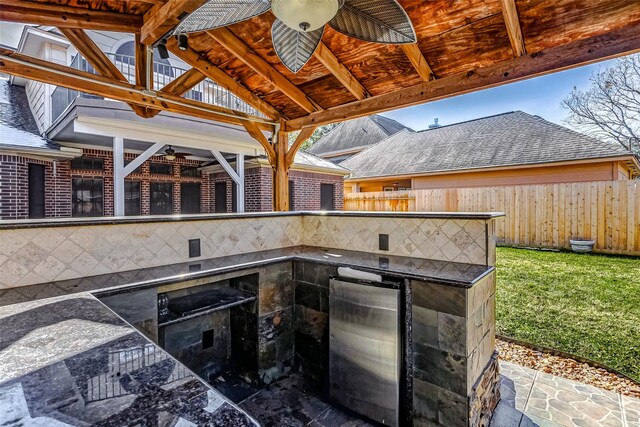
[0,211,501,426]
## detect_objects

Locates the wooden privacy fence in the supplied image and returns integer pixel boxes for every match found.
[344,180,640,255]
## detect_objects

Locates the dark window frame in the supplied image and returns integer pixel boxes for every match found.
[124,180,141,216]
[72,177,104,217]
[150,163,173,175]
[150,182,173,215]
[71,157,104,171]
[180,165,201,178]
[320,183,335,211]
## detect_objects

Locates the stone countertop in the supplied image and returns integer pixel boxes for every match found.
[0,210,505,229]
[0,294,258,426]
[0,246,494,306]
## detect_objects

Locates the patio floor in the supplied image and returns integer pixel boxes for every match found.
[491,361,640,427]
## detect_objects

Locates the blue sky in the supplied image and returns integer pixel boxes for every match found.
[382,60,614,131]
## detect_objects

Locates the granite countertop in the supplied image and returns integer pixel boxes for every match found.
[0,246,494,306]
[0,294,259,426]
[0,210,505,230]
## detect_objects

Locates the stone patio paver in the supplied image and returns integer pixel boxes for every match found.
[491,361,640,427]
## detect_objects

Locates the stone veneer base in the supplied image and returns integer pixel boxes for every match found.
[469,351,501,427]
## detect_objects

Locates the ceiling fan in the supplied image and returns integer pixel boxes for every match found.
[163,145,191,161]
[172,0,417,73]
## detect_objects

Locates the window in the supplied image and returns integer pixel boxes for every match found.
[181,183,201,214]
[72,178,104,217]
[150,182,173,215]
[289,180,295,211]
[28,164,45,219]
[150,163,172,175]
[181,166,201,178]
[71,157,103,171]
[125,181,141,216]
[124,159,142,174]
[320,184,335,211]
[214,182,227,213]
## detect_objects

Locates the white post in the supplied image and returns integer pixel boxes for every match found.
[113,136,125,216]
[210,149,245,213]
[236,153,244,213]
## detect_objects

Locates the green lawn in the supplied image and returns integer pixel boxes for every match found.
[495,247,640,381]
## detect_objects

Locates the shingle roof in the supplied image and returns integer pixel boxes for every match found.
[0,78,60,151]
[340,111,633,179]
[306,114,411,156]
[293,151,348,174]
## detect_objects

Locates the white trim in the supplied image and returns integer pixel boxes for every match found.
[113,137,125,216]
[73,117,263,157]
[210,149,245,213]
[123,142,164,175]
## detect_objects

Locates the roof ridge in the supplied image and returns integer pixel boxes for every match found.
[415,111,522,132]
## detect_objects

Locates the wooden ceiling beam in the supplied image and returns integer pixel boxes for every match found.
[286,126,317,168]
[242,121,276,165]
[144,68,206,118]
[284,24,640,131]
[167,42,284,121]
[207,28,321,114]
[140,0,206,45]
[313,42,369,100]
[0,48,275,132]
[60,28,155,118]
[499,0,527,57]
[401,44,436,81]
[134,34,150,90]
[0,0,142,32]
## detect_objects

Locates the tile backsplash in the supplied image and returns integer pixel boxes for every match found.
[1,213,495,289]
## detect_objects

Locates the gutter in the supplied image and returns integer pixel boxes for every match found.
[0,144,82,160]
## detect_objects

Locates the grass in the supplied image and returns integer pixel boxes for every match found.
[495,247,640,381]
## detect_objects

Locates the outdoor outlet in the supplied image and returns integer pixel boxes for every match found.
[379,234,389,251]
[189,239,201,258]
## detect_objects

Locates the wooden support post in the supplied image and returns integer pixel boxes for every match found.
[274,127,289,211]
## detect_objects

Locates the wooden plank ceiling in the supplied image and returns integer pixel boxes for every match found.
[2,0,640,130]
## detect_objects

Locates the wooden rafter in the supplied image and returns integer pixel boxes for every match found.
[0,48,275,132]
[284,24,640,131]
[242,121,276,165]
[314,43,368,100]
[140,0,207,45]
[401,44,436,81]
[286,126,317,168]
[167,42,284,120]
[0,0,142,32]
[143,68,206,118]
[60,28,154,118]
[499,0,527,57]
[207,28,321,114]
[160,68,206,96]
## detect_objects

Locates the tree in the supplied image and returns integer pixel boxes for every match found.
[289,123,338,152]
[562,54,640,156]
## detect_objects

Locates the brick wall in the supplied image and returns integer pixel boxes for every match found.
[0,155,68,219]
[289,169,344,210]
[0,151,345,219]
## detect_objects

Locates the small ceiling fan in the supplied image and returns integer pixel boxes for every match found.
[172,0,417,73]
[164,145,191,161]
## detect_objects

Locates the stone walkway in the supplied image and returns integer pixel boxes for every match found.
[491,361,640,427]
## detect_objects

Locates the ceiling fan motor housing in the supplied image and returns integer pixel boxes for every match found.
[271,0,341,32]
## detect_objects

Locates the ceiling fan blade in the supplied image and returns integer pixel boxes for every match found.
[173,0,271,34]
[174,152,192,157]
[272,19,324,74]
[329,0,416,44]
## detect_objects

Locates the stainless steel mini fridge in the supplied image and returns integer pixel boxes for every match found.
[329,277,400,427]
